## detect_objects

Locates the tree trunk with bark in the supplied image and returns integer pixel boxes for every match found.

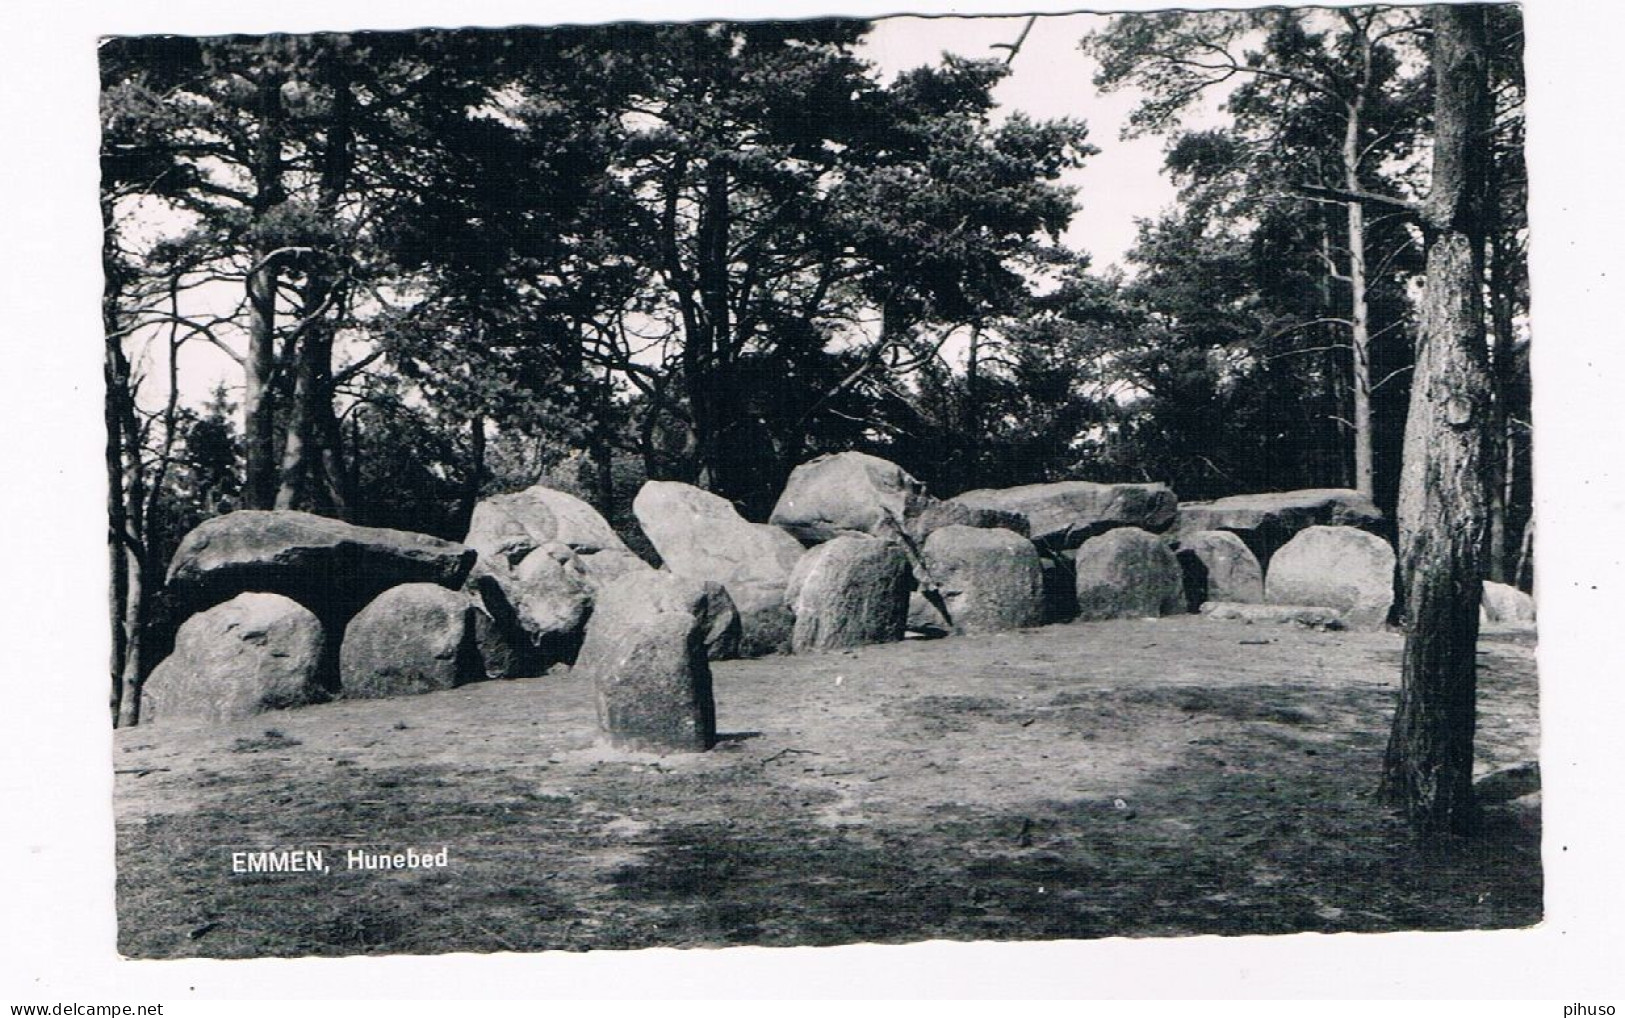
[103,271,131,724]
[243,70,287,510]
[1380,4,1494,835]
[277,53,355,516]
[1344,100,1375,499]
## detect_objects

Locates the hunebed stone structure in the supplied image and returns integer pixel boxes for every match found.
[144,451,1475,739]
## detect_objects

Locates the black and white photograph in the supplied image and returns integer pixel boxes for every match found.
[4,0,1624,1001]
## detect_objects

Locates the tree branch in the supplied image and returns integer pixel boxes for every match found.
[1293,183,1422,217]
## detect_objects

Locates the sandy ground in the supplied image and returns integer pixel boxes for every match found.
[113,613,1541,957]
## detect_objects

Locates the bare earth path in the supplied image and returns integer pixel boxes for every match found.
[113,614,1541,958]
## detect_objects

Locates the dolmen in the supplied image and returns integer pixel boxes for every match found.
[144,494,644,724]
[140,461,1424,732]
[148,511,483,723]
[1173,488,1383,569]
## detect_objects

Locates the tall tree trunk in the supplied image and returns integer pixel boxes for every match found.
[103,187,149,726]
[274,335,315,511]
[243,70,287,510]
[1485,268,1517,583]
[277,53,355,515]
[1482,123,1513,584]
[590,367,616,508]
[1515,515,1535,591]
[690,160,732,495]
[104,281,130,725]
[458,415,486,534]
[115,550,146,728]
[317,386,354,519]
[1344,46,1375,499]
[1380,4,1493,835]
[111,340,150,728]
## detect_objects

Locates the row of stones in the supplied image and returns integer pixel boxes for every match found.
[140,450,1533,735]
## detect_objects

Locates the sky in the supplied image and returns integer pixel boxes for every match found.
[862,12,1185,274]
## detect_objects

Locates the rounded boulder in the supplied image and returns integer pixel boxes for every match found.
[1264,525,1396,630]
[141,592,326,725]
[1176,529,1265,610]
[1074,527,1185,621]
[919,526,1045,634]
[785,535,911,653]
[633,480,804,656]
[340,583,476,699]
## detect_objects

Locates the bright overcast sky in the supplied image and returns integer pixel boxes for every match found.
[861,12,1182,275]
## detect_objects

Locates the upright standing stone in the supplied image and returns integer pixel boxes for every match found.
[1073,527,1185,621]
[1264,525,1396,630]
[141,592,326,725]
[1175,529,1265,610]
[633,480,805,656]
[918,526,1046,634]
[340,584,475,699]
[785,535,911,653]
[575,573,718,753]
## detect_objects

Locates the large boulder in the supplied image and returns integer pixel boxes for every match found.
[1264,525,1396,630]
[950,481,1176,550]
[1175,489,1383,568]
[1073,527,1185,621]
[770,451,1027,544]
[571,547,655,592]
[340,584,477,699]
[141,593,325,725]
[1481,580,1536,624]
[575,572,719,753]
[464,484,638,569]
[916,526,1045,635]
[1175,529,1265,610]
[467,546,594,671]
[633,481,805,656]
[165,510,475,626]
[785,535,911,653]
